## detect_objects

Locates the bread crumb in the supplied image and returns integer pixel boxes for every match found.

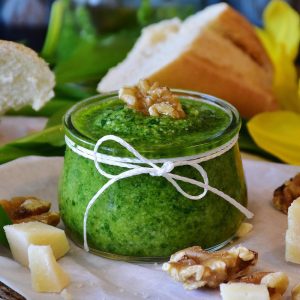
[292,282,300,300]
[60,288,72,300]
[236,223,253,238]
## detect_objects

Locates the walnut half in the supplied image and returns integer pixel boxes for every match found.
[118,79,186,119]
[273,173,300,214]
[0,196,60,226]
[162,246,257,290]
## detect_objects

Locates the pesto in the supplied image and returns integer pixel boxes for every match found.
[60,146,246,257]
[72,99,231,148]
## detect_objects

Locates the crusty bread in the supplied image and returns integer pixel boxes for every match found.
[98,3,277,118]
[0,40,55,114]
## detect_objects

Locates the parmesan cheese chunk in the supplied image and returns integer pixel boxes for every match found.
[4,221,69,266]
[28,245,70,293]
[220,283,270,300]
[286,198,300,264]
[288,197,300,232]
[286,231,300,263]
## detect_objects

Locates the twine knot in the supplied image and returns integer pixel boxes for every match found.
[150,161,174,176]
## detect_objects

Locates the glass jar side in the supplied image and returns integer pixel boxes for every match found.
[58,140,247,261]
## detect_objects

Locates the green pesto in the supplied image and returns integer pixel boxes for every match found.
[71,98,231,151]
[59,95,247,259]
[59,145,246,257]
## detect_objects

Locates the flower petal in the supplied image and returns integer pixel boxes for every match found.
[256,1,300,113]
[263,0,300,60]
[247,111,300,165]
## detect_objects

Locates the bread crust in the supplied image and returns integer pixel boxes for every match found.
[148,26,277,118]
[149,55,276,118]
[209,6,273,76]
[98,4,277,118]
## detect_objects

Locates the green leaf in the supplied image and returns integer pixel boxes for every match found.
[7,98,75,117]
[55,82,96,100]
[46,105,73,128]
[137,0,153,26]
[0,206,12,246]
[137,0,196,25]
[41,0,68,60]
[54,30,139,84]
[41,0,83,64]
[41,0,139,85]
[12,125,64,147]
[0,125,65,165]
[7,82,95,117]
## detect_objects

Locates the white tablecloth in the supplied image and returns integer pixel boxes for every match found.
[0,156,300,299]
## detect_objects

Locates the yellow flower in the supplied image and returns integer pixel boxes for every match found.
[248,111,300,165]
[248,0,300,164]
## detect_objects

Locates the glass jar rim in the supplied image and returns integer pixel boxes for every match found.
[64,89,241,159]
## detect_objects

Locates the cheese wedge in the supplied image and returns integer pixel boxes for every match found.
[286,230,300,264]
[286,198,300,264]
[4,221,69,266]
[28,245,70,293]
[220,283,270,300]
[288,197,300,232]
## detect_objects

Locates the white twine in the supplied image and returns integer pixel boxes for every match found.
[65,134,254,252]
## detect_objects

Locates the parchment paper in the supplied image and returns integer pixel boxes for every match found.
[0,156,300,300]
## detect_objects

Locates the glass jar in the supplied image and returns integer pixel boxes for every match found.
[59,90,248,261]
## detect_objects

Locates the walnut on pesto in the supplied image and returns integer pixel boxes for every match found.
[118,79,186,119]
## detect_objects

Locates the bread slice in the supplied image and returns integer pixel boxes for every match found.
[98,3,277,118]
[0,40,55,114]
